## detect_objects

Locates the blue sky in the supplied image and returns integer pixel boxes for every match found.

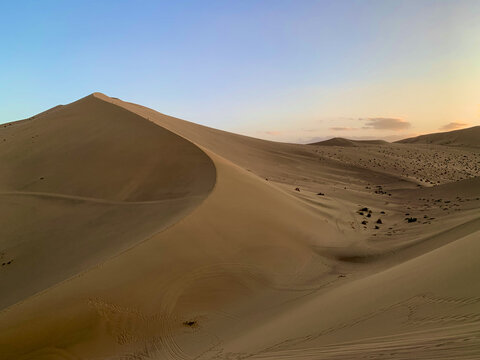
[1,0,479,142]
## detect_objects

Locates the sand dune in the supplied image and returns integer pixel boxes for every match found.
[0,94,215,310]
[397,125,480,148]
[310,137,389,147]
[0,93,479,359]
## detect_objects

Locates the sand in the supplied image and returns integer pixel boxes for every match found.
[397,126,480,148]
[0,93,479,359]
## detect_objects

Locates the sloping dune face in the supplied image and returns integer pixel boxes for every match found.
[397,126,480,148]
[0,93,214,201]
[0,93,479,360]
[0,94,215,310]
[0,94,342,359]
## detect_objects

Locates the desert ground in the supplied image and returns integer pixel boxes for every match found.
[0,93,479,359]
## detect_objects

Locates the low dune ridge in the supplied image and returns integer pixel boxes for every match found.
[310,137,389,147]
[0,93,479,359]
[396,125,480,148]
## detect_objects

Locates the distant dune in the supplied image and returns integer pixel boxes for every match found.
[396,125,480,147]
[310,137,389,147]
[0,93,479,359]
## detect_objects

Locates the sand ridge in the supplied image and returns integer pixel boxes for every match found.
[397,125,480,148]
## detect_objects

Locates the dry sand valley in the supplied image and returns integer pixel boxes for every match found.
[0,93,479,359]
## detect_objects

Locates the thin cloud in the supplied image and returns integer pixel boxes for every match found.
[330,127,358,131]
[439,122,469,131]
[261,130,282,136]
[362,117,411,131]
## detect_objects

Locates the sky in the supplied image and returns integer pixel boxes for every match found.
[1,0,479,143]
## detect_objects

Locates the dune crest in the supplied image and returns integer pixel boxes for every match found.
[310,137,389,147]
[396,125,480,148]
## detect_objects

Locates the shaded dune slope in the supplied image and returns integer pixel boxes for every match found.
[0,94,216,310]
[0,94,214,201]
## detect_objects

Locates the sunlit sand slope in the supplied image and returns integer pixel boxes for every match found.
[223,229,480,360]
[0,145,341,359]
[397,125,480,148]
